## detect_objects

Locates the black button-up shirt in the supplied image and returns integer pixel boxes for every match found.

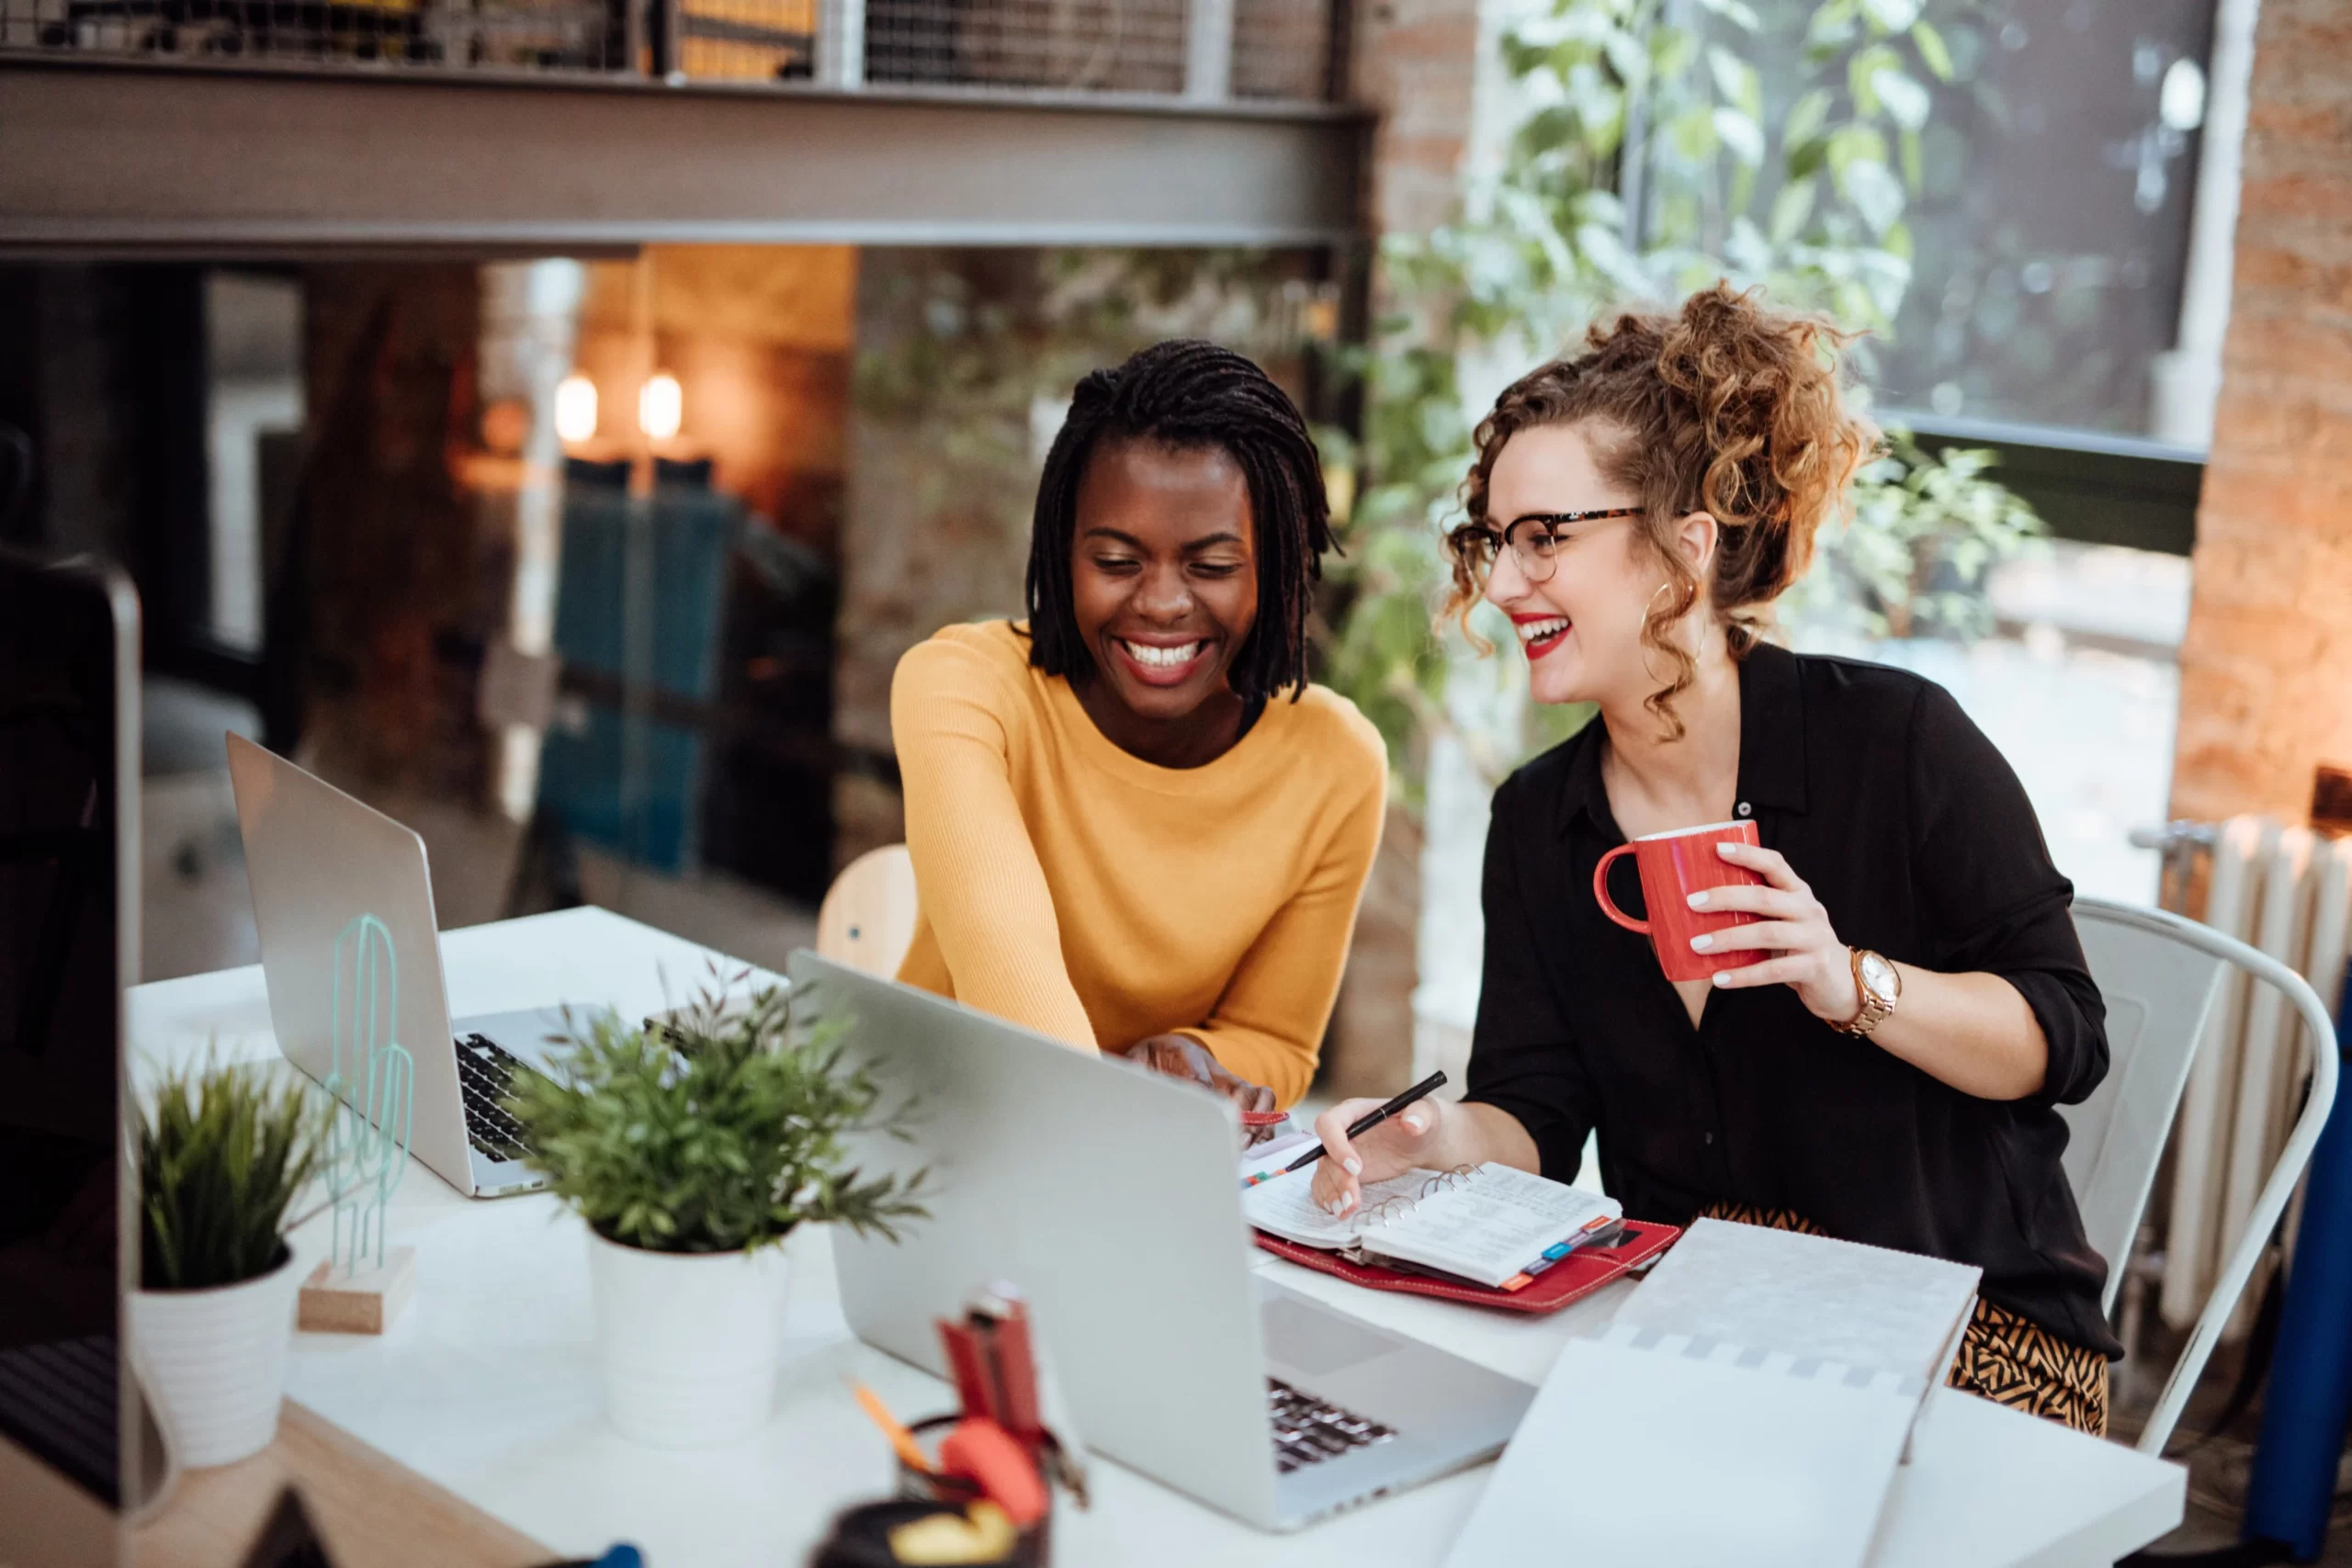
[1465,641,2120,1357]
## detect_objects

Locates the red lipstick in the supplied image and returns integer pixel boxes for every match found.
[1510,612,1571,661]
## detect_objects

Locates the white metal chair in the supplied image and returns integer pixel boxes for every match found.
[2064,897,2341,1454]
[815,843,919,978]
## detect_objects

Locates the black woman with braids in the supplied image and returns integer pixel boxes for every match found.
[890,339,1385,1117]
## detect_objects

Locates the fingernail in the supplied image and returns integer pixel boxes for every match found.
[1713,970,1732,986]
[1690,933,1713,951]
[1717,842,1737,858]
[1343,1156,1362,1175]
[1403,1109,1429,1132]
[1688,891,1710,908]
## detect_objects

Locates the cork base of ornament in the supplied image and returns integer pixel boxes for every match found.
[299,1247,417,1335]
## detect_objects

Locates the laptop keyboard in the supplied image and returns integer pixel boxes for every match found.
[456,1034,535,1163]
[1267,1379,1396,1474]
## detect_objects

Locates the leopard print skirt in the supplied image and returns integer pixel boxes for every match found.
[1699,1202,2108,1438]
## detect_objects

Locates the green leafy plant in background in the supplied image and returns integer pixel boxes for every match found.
[1790,428,2043,640]
[139,1059,328,1290]
[1326,0,2044,785]
[505,973,928,1255]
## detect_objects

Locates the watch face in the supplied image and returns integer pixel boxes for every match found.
[1860,951,1897,1000]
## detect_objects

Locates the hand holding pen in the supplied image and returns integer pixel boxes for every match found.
[1302,1072,1451,1220]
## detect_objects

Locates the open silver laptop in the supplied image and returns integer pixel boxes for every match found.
[797,951,1535,1532]
[225,733,566,1199]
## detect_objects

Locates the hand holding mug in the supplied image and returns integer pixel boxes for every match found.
[1683,840,1861,1024]
[1592,819,1768,982]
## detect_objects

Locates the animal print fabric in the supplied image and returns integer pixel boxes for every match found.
[1697,1201,2108,1438]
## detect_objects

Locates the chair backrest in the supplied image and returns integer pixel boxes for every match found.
[2064,897,2338,1455]
[2064,898,2231,1314]
[816,844,919,978]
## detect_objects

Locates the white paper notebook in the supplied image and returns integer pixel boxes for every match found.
[1240,1163,1622,1289]
[1443,1323,1918,1568]
[1611,1217,1981,1395]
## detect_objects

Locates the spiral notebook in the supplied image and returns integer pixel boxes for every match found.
[1241,1162,1623,1291]
[1443,1222,1986,1566]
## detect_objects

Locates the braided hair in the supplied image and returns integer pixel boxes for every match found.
[1024,339,1333,703]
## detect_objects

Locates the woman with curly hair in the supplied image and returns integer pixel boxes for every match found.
[1309,286,2120,1434]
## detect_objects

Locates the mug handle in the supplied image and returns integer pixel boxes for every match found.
[1592,844,1647,933]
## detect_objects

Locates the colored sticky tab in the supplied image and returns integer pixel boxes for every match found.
[1498,1273,1533,1292]
[1542,1241,1575,1260]
[1523,1257,1556,1277]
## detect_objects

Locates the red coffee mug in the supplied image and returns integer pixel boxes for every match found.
[1592,819,1767,983]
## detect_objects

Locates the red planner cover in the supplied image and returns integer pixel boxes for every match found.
[1252,1219,1681,1314]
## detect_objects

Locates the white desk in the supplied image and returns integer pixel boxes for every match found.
[130,908,2185,1568]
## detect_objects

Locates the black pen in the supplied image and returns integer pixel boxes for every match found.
[1280,1070,1448,1176]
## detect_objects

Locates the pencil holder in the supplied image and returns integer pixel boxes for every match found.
[809,1500,1002,1568]
[891,1414,1053,1567]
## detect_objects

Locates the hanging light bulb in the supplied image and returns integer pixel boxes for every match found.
[553,373,599,444]
[638,372,683,441]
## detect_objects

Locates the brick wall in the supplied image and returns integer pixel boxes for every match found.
[1318,0,1485,1095]
[1351,0,1484,236]
[2170,0,2352,827]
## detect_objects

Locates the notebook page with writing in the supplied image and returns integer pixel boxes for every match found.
[1610,1217,1980,1392]
[1239,1168,1441,1249]
[1367,1166,1622,1288]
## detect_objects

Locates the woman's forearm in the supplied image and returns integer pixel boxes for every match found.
[1692,842,2053,1103]
[1871,965,2049,1101]
[1430,1099,1545,1175]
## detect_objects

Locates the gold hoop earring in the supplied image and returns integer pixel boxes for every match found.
[1639,579,1700,683]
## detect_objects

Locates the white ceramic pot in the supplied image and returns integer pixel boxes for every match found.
[129,1250,302,1469]
[585,1227,793,1450]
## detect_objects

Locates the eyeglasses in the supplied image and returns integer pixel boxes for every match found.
[1452,507,1644,583]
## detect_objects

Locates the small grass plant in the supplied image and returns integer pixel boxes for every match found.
[138,1059,328,1291]
[506,970,928,1255]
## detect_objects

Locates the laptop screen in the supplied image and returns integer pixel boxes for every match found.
[0,548,135,1510]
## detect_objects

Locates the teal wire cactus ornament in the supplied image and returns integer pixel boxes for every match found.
[322,913,414,1276]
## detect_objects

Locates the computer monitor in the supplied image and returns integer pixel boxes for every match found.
[0,547,142,1567]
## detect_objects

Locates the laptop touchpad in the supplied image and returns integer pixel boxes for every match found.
[1261,1295,1399,1376]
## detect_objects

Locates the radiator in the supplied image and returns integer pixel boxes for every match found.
[2135,818,2352,1336]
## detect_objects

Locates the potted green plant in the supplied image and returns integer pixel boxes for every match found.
[506,976,926,1450]
[129,1059,326,1468]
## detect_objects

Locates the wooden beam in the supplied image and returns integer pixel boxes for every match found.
[0,61,1370,254]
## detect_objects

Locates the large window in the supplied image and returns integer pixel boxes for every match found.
[1873,0,2218,439]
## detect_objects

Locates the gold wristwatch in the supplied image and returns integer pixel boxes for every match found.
[1837,948,1901,1037]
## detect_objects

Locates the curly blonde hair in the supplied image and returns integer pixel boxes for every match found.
[1444,284,1879,738]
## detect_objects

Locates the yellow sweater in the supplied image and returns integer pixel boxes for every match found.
[890,620,1387,1107]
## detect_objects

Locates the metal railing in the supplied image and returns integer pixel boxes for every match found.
[0,0,1345,101]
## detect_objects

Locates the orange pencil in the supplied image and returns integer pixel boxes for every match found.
[850,1380,933,1474]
